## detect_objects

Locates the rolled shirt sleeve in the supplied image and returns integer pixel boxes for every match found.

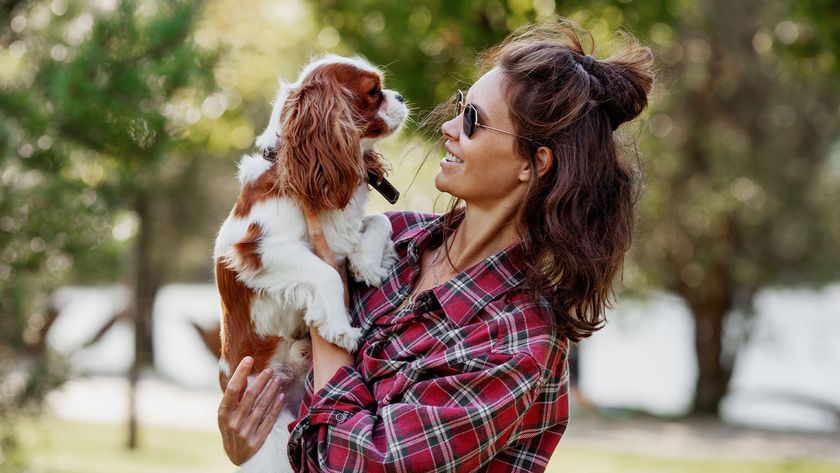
[288,351,547,473]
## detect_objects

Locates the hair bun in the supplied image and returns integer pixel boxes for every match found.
[591,46,654,130]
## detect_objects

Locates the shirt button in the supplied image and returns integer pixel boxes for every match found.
[335,412,348,422]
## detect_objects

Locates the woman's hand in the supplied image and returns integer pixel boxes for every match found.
[217,356,287,466]
[303,211,354,391]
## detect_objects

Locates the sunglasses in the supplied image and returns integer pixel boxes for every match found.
[454,90,540,144]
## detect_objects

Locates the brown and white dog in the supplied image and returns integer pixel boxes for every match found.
[213,54,407,472]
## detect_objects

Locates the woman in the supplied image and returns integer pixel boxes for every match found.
[219,21,653,472]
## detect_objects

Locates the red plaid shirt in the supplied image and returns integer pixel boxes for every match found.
[288,211,569,472]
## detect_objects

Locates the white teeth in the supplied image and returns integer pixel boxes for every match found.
[444,152,463,163]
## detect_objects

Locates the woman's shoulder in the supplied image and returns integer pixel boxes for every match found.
[486,292,568,375]
[383,210,440,242]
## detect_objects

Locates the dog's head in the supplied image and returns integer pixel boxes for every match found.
[256,55,408,213]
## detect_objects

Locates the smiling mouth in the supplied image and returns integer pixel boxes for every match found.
[443,152,463,163]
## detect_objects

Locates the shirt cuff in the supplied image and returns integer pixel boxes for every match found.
[307,364,375,425]
[287,365,375,468]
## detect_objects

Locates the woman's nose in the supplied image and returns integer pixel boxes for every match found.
[441,116,460,141]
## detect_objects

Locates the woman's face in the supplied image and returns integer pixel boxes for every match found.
[436,68,530,209]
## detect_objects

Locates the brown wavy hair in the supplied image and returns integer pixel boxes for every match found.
[434,21,654,341]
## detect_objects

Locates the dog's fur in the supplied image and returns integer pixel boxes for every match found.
[213,54,407,472]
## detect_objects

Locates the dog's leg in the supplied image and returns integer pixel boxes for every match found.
[239,239,362,352]
[348,214,396,287]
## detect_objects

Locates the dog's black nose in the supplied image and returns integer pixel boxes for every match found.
[395,94,404,103]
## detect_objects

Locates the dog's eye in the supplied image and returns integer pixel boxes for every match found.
[368,87,381,97]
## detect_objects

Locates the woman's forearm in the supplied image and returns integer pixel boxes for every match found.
[303,210,356,391]
[310,325,354,391]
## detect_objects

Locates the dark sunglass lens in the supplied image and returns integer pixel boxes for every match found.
[463,104,476,137]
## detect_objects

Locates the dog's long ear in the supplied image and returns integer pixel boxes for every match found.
[278,79,363,213]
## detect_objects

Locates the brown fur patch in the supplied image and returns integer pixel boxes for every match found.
[232,162,283,218]
[277,77,363,213]
[215,258,281,391]
[314,63,390,141]
[234,223,264,272]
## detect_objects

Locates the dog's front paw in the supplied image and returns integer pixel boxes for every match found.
[317,323,362,353]
[381,241,397,273]
[349,252,391,287]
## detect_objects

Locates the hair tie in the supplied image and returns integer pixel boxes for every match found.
[581,54,595,70]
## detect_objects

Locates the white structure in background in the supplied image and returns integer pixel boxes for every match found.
[152,284,223,388]
[580,284,840,432]
[46,284,223,388]
[46,283,840,432]
[722,285,840,432]
[578,292,698,415]
[47,285,133,375]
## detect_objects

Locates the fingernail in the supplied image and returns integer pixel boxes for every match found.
[242,357,253,366]
[262,368,273,376]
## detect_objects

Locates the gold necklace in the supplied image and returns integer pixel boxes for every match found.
[429,245,444,286]
[400,244,446,310]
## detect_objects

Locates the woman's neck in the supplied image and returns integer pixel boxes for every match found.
[443,202,522,272]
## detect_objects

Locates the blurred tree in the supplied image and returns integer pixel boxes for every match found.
[0,0,217,454]
[1,0,126,467]
[311,0,840,416]
[630,0,840,415]
[311,0,563,129]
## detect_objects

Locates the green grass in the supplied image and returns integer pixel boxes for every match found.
[14,417,840,473]
[547,445,840,473]
[18,417,232,473]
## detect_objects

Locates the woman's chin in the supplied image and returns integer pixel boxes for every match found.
[434,174,455,195]
[433,173,446,191]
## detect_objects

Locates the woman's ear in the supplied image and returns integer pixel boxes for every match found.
[278,79,363,213]
[518,146,554,182]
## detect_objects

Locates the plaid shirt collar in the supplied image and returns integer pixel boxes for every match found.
[392,212,527,327]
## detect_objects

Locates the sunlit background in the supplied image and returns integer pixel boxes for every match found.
[1,0,839,472]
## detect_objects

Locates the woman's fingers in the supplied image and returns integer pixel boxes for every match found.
[254,392,287,445]
[239,376,282,440]
[220,356,253,414]
[216,358,289,465]
[230,368,274,430]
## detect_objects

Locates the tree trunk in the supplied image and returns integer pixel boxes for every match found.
[127,188,159,450]
[682,260,734,416]
[688,300,730,415]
